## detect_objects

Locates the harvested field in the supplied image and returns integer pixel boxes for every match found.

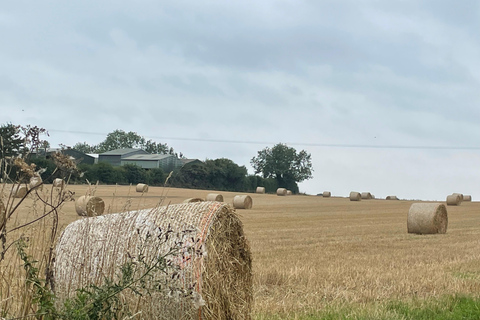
[4,184,480,317]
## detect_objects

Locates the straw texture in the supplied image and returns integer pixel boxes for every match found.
[206,193,223,202]
[276,188,287,196]
[464,195,472,202]
[54,202,253,319]
[322,191,331,198]
[349,192,361,201]
[386,196,399,200]
[255,187,265,194]
[361,192,372,200]
[136,183,149,193]
[75,196,105,217]
[407,203,448,234]
[233,195,253,209]
[446,194,461,206]
[183,198,204,203]
[53,178,64,188]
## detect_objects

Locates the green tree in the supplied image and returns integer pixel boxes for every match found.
[205,158,247,191]
[250,143,313,193]
[73,142,97,154]
[0,123,24,158]
[123,164,147,185]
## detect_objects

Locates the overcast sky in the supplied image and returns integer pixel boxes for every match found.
[1,1,479,200]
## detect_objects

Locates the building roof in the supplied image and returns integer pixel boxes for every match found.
[99,148,147,156]
[180,159,202,165]
[121,154,174,161]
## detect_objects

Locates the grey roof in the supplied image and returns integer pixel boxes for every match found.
[122,154,175,161]
[100,148,147,155]
[180,159,201,165]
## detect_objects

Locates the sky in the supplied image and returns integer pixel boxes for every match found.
[1,0,479,200]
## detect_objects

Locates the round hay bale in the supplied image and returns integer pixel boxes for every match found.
[407,203,448,234]
[452,193,463,202]
[205,193,223,202]
[386,195,399,200]
[276,188,287,196]
[464,195,472,202]
[10,185,27,198]
[286,190,293,195]
[233,195,253,209]
[183,198,204,203]
[255,187,265,194]
[136,183,149,193]
[28,176,43,191]
[75,196,105,217]
[361,192,372,199]
[53,178,65,188]
[54,202,252,319]
[322,191,331,198]
[349,192,361,201]
[446,194,461,206]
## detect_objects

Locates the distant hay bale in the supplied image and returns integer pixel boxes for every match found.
[361,192,373,199]
[407,203,448,234]
[53,178,65,188]
[464,195,472,202]
[233,195,253,209]
[322,191,331,198]
[276,188,287,196]
[75,196,105,217]
[452,193,463,202]
[136,183,149,193]
[10,185,27,198]
[286,190,293,195]
[183,198,204,203]
[386,196,399,200]
[446,194,461,206]
[255,187,265,194]
[205,193,223,202]
[28,176,43,191]
[54,202,252,319]
[349,192,361,201]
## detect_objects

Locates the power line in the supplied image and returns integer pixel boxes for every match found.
[46,129,480,151]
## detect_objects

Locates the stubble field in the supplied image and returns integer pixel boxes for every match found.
[6,184,480,318]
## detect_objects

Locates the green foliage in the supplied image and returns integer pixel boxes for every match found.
[0,123,24,158]
[205,158,247,191]
[251,143,313,193]
[73,142,97,154]
[28,157,57,183]
[122,164,147,185]
[171,163,209,189]
[147,168,166,185]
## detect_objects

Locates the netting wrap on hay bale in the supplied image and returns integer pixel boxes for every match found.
[205,193,223,202]
[233,195,253,209]
[255,187,265,194]
[276,188,287,196]
[136,183,149,193]
[407,203,448,234]
[322,191,331,198]
[53,178,65,188]
[386,195,399,200]
[446,194,461,206]
[183,198,204,203]
[361,192,372,199]
[349,192,361,201]
[464,195,472,202]
[75,195,105,217]
[54,202,253,319]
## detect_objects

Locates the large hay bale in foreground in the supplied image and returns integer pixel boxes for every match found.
[255,187,265,194]
[407,203,448,234]
[54,202,252,319]
[136,183,149,193]
[464,195,472,202]
[183,198,204,203]
[75,196,105,217]
[53,178,65,188]
[349,192,361,201]
[233,195,253,209]
[276,188,287,196]
[322,191,331,198]
[206,193,223,202]
[446,194,461,206]
[386,195,399,200]
[9,185,27,198]
[361,192,372,199]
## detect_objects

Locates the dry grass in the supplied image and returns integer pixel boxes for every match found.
[4,185,480,317]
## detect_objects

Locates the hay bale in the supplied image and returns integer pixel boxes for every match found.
[183,198,204,203]
[322,191,331,198]
[286,190,293,196]
[464,195,472,202]
[276,188,287,196]
[205,193,223,202]
[452,193,463,202]
[407,203,448,234]
[28,175,43,191]
[361,192,372,200]
[10,185,27,198]
[255,187,265,194]
[386,196,399,200]
[54,202,252,319]
[53,178,65,188]
[349,192,361,201]
[446,194,461,206]
[136,183,149,193]
[75,196,105,217]
[233,195,253,209]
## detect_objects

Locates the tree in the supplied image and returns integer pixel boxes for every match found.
[0,123,23,159]
[205,158,247,191]
[250,143,313,193]
[73,142,97,154]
